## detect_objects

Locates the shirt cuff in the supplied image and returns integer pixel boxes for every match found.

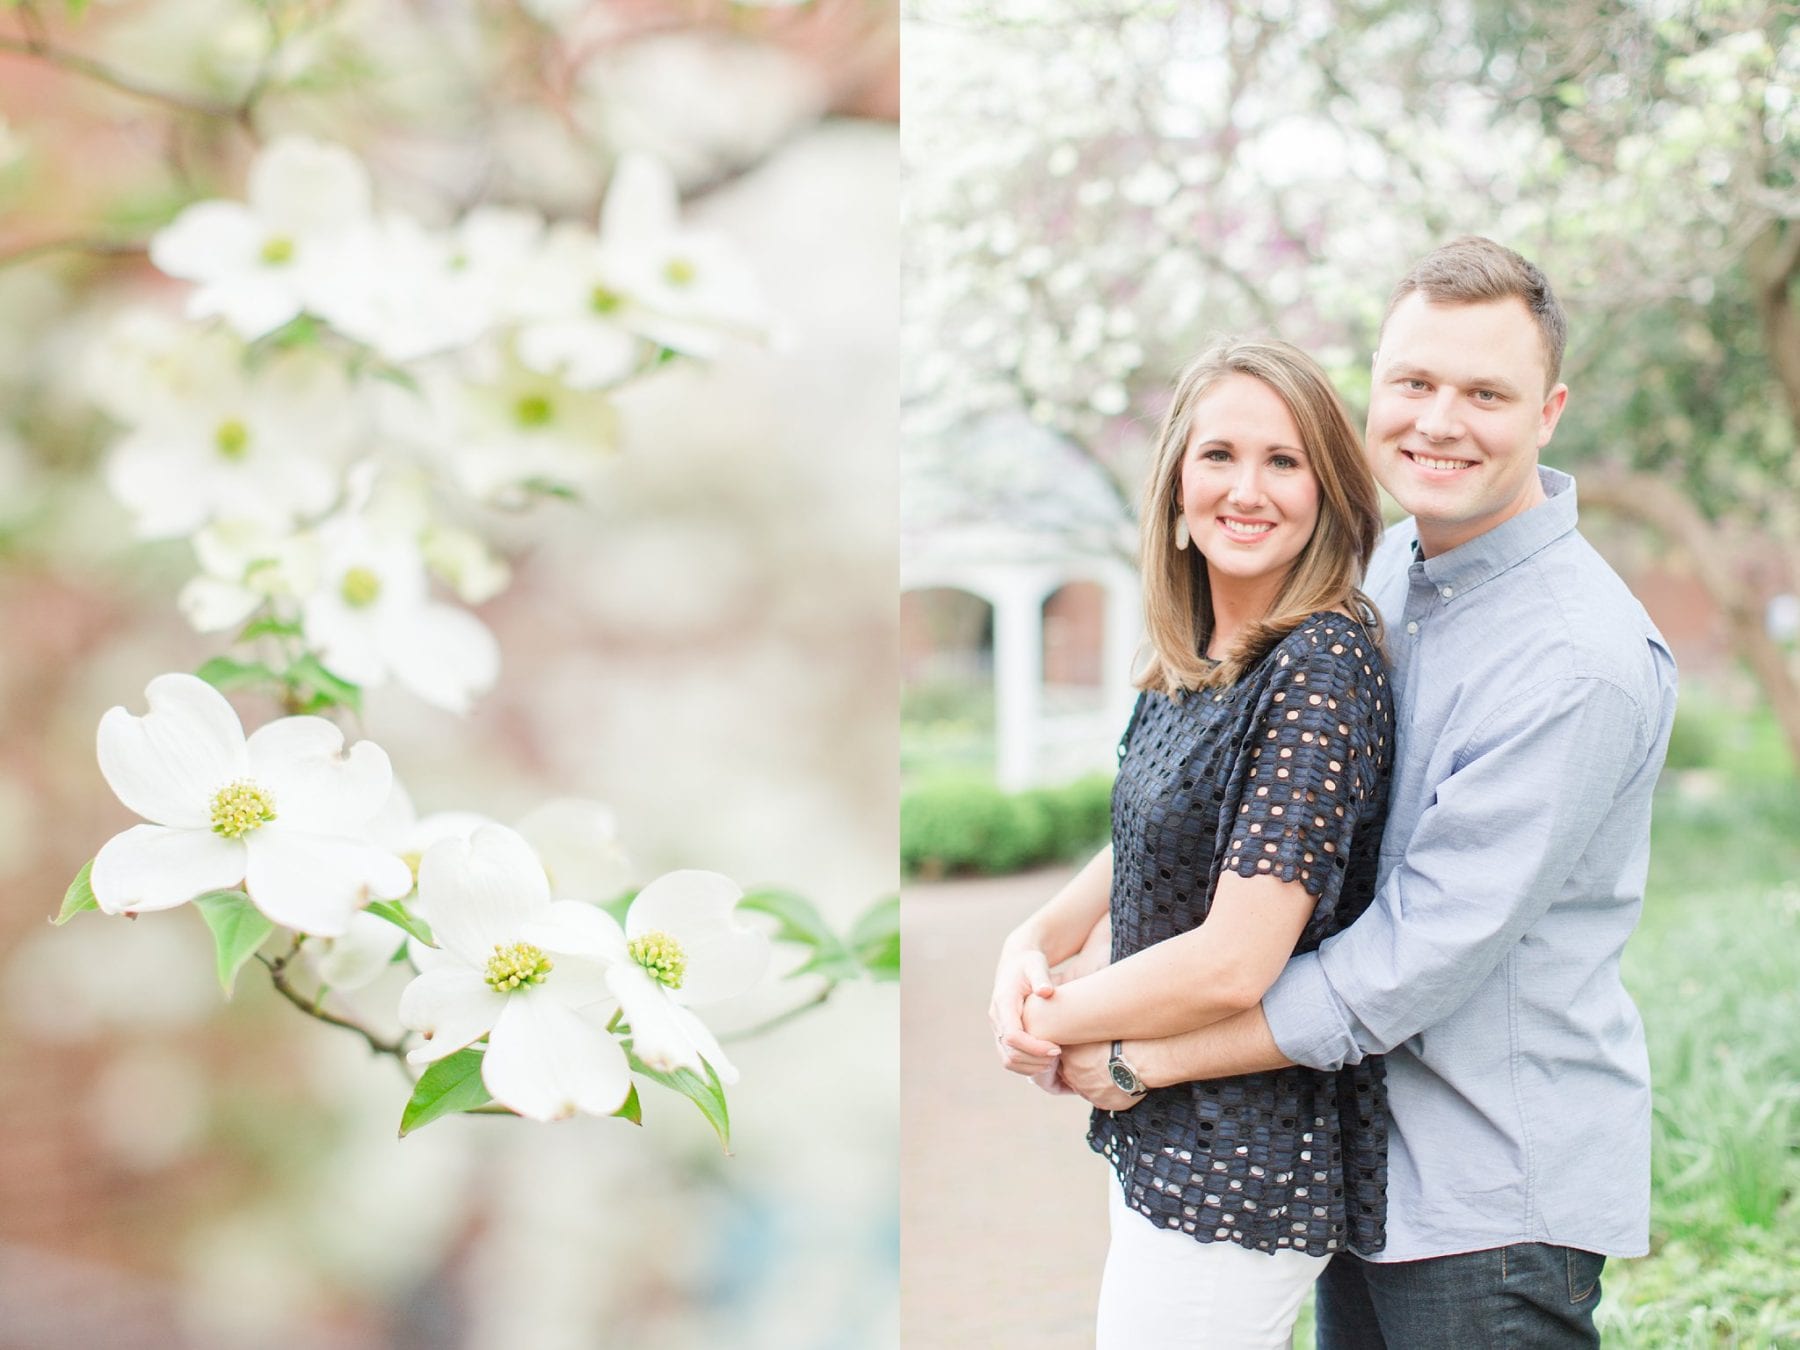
[1263,951,1360,1071]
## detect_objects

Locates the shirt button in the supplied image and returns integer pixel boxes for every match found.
[1406,621,1419,635]
[1440,585,1455,598]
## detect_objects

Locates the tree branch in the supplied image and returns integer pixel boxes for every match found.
[0,235,147,272]
[257,943,414,1074]
[0,36,243,120]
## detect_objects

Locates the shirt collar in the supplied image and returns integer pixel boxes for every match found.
[1410,467,1578,593]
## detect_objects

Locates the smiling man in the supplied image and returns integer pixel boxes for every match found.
[1054,237,1680,1347]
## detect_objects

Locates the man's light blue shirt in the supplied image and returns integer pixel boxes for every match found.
[1263,467,1678,1261]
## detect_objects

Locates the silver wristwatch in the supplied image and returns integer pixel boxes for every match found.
[1107,1040,1148,1098]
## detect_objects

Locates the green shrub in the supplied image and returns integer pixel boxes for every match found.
[902,773,1114,878]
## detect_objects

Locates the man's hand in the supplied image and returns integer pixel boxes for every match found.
[989,946,1063,1074]
[1059,1038,1136,1110]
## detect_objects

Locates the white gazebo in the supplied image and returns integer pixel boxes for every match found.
[902,411,1144,790]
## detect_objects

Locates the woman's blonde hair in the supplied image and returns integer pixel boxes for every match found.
[1137,338,1384,694]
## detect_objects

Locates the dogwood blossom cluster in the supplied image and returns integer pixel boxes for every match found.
[92,134,765,713]
[82,673,770,1126]
[56,138,845,1135]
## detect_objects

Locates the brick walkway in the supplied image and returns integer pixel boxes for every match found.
[901,866,1109,1349]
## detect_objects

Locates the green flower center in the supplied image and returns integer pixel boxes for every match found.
[401,850,422,889]
[486,941,553,992]
[663,257,696,287]
[261,235,295,265]
[210,780,277,838]
[215,419,251,460]
[590,285,623,314]
[515,393,555,427]
[340,566,382,608]
[628,929,686,989]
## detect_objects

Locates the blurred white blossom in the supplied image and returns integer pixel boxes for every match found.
[150,136,374,339]
[101,332,358,539]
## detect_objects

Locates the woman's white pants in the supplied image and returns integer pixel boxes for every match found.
[1095,1180,1327,1349]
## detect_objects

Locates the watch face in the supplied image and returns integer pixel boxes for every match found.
[1109,1061,1137,1094]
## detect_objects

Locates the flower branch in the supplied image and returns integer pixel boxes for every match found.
[256,938,413,1068]
[0,35,244,120]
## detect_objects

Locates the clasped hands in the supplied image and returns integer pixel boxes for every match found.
[989,947,1137,1111]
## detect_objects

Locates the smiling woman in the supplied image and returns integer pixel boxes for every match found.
[990,337,1395,1349]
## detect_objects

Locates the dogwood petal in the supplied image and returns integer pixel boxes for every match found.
[517,798,631,903]
[105,432,212,539]
[606,962,704,1076]
[97,672,250,828]
[380,603,500,715]
[243,826,412,936]
[399,966,505,1064]
[525,899,628,963]
[245,717,393,836]
[189,277,305,342]
[313,910,406,990]
[90,824,246,914]
[178,576,263,633]
[417,826,551,967]
[667,1001,739,1085]
[599,153,679,254]
[483,991,631,1122]
[627,869,769,1006]
[247,137,372,241]
[149,200,261,283]
[302,596,389,688]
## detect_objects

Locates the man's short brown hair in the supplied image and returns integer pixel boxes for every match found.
[1381,236,1567,390]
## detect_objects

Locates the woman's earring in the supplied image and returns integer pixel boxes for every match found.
[1175,513,1190,551]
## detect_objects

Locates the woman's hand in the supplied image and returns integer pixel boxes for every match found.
[990,945,1062,1074]
[1058,1039,1136,1111]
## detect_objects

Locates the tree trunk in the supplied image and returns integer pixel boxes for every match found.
[1577,465,1800,772]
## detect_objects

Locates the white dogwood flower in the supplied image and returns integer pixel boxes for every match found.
[398,825,631,1122]
[410,353,619,503]
[513,153,765,386]
[149,136,374,339]
[308,214,493,363]
[102,333,357,540]
[91,673,412,936]
[552,869,769,1083]
[178,520,323,633]
[300,512,500,714]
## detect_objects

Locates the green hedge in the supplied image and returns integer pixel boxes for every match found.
[901,773,1114,878]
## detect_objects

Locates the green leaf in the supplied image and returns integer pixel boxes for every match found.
[613,1082,642,1126]
[55,859,98,925]
[518,477,580,501]
[366,364,421,395]
[192,890,274,998]
[366,898,433,945]
[236,614,303,642]
[627,1049,731,1152]
[848,894,900,982]
[399,1048,493,1137]
[196,654,279,693]
[738,888,862,981]
[287,654,362,714]
[263,313,321,350]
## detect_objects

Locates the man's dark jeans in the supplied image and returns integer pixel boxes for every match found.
[1317,1244,1606,1349]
